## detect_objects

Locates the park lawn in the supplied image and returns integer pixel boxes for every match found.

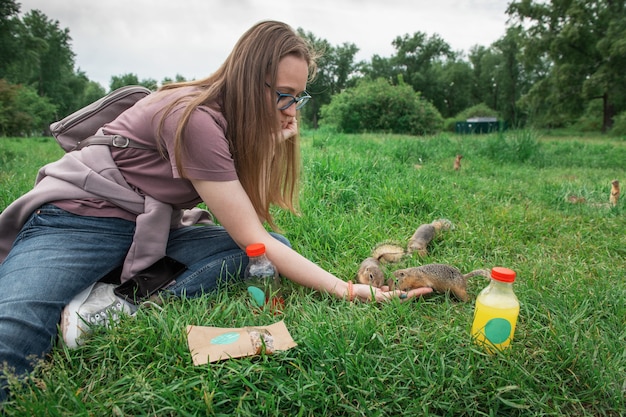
[0,130,624,416]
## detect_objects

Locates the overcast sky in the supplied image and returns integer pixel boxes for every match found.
[19,0,511,89]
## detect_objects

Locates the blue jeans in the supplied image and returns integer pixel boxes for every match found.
[0,204,289,399]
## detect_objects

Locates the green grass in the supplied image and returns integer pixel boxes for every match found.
[1,131,625,416]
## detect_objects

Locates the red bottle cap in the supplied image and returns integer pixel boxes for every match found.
[491,267,516,283]
[246,243,266,257]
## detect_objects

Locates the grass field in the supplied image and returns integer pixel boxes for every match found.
[1,130,625,416]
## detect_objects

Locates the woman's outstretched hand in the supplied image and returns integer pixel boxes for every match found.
[352,283,433,303]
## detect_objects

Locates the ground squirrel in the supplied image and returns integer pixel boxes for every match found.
[356,257,386,288]
[610,179,620,207]
[356,219,453,286]
[570,179,620,208]
[393,264,490,302]
[453,154,463,171]
[356,243,405,287]
[407,219,453,257]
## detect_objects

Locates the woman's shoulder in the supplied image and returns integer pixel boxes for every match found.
[152,87,225,124]
[149,85,200,106]
[195,103,226,131]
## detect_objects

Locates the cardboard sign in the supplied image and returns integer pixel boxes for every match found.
[186,320,297,365]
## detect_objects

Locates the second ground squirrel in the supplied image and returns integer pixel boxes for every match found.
[407,219,453,257]
[393,264,490,302]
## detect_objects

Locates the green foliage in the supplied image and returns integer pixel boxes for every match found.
[609,111,626,138]
[109,73,157,92]
[160,74,189,86]
[297,29,360,129]
[2,1,625,138]
[16,10,83,117]
[507,0,626,131]
[0,1,21,77]
[79,81,106,109]
[608,111,626,138]
[320,78,443,135]
[433,59,474,118]
[0,80,56,136]
[390,32,454,109]
[573,99,604,132]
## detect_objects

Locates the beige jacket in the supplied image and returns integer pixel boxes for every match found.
[0,145,213,282]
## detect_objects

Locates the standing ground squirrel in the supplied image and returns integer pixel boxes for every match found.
[393,264,490,302]
[610,179,620,207]
[453,154,463,171]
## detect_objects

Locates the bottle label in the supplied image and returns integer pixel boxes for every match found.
[482,318,512,344]
[471,299,519,352]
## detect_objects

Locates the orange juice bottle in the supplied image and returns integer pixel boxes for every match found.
[471,267,519,353]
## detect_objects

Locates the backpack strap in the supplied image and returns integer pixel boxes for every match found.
[73,134,155,151]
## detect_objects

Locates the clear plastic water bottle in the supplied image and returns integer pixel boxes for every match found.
[244,243,282,311]
[471,267,520,353]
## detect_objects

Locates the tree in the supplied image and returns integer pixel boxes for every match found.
[508,0,626,131]
[81,80,106,107]
[161,74,188,86]
[0,4,88,130]
[110,73,157,92]
[431,59,473,119]
[390,32,455,105]
[0,0,21,78]
[468,27,530,127]
[297,29,360,128]
[110,73,140,91]
[468,45,499,109]
[360,54,396,85]
[2,9,92,119]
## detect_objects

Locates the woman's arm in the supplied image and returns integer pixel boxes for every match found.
[191,178,432,302]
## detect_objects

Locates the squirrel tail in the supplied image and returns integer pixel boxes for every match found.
[371,243,406,263]
[462,269,491,280]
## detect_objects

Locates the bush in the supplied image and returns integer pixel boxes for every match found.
[319,78,443,135]
[0,80,57,136]
[609,110,626,138]
[572,99,603,132]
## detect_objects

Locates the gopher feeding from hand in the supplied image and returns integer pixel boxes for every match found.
[393,263,489,302]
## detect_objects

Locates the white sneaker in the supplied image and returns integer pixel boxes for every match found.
[60,282,137,348]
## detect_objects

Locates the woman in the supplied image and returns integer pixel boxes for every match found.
[0,20,431,400]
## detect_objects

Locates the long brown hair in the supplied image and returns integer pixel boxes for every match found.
[158,21,317,230]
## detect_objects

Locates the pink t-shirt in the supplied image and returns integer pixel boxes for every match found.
[54,87,238,220]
